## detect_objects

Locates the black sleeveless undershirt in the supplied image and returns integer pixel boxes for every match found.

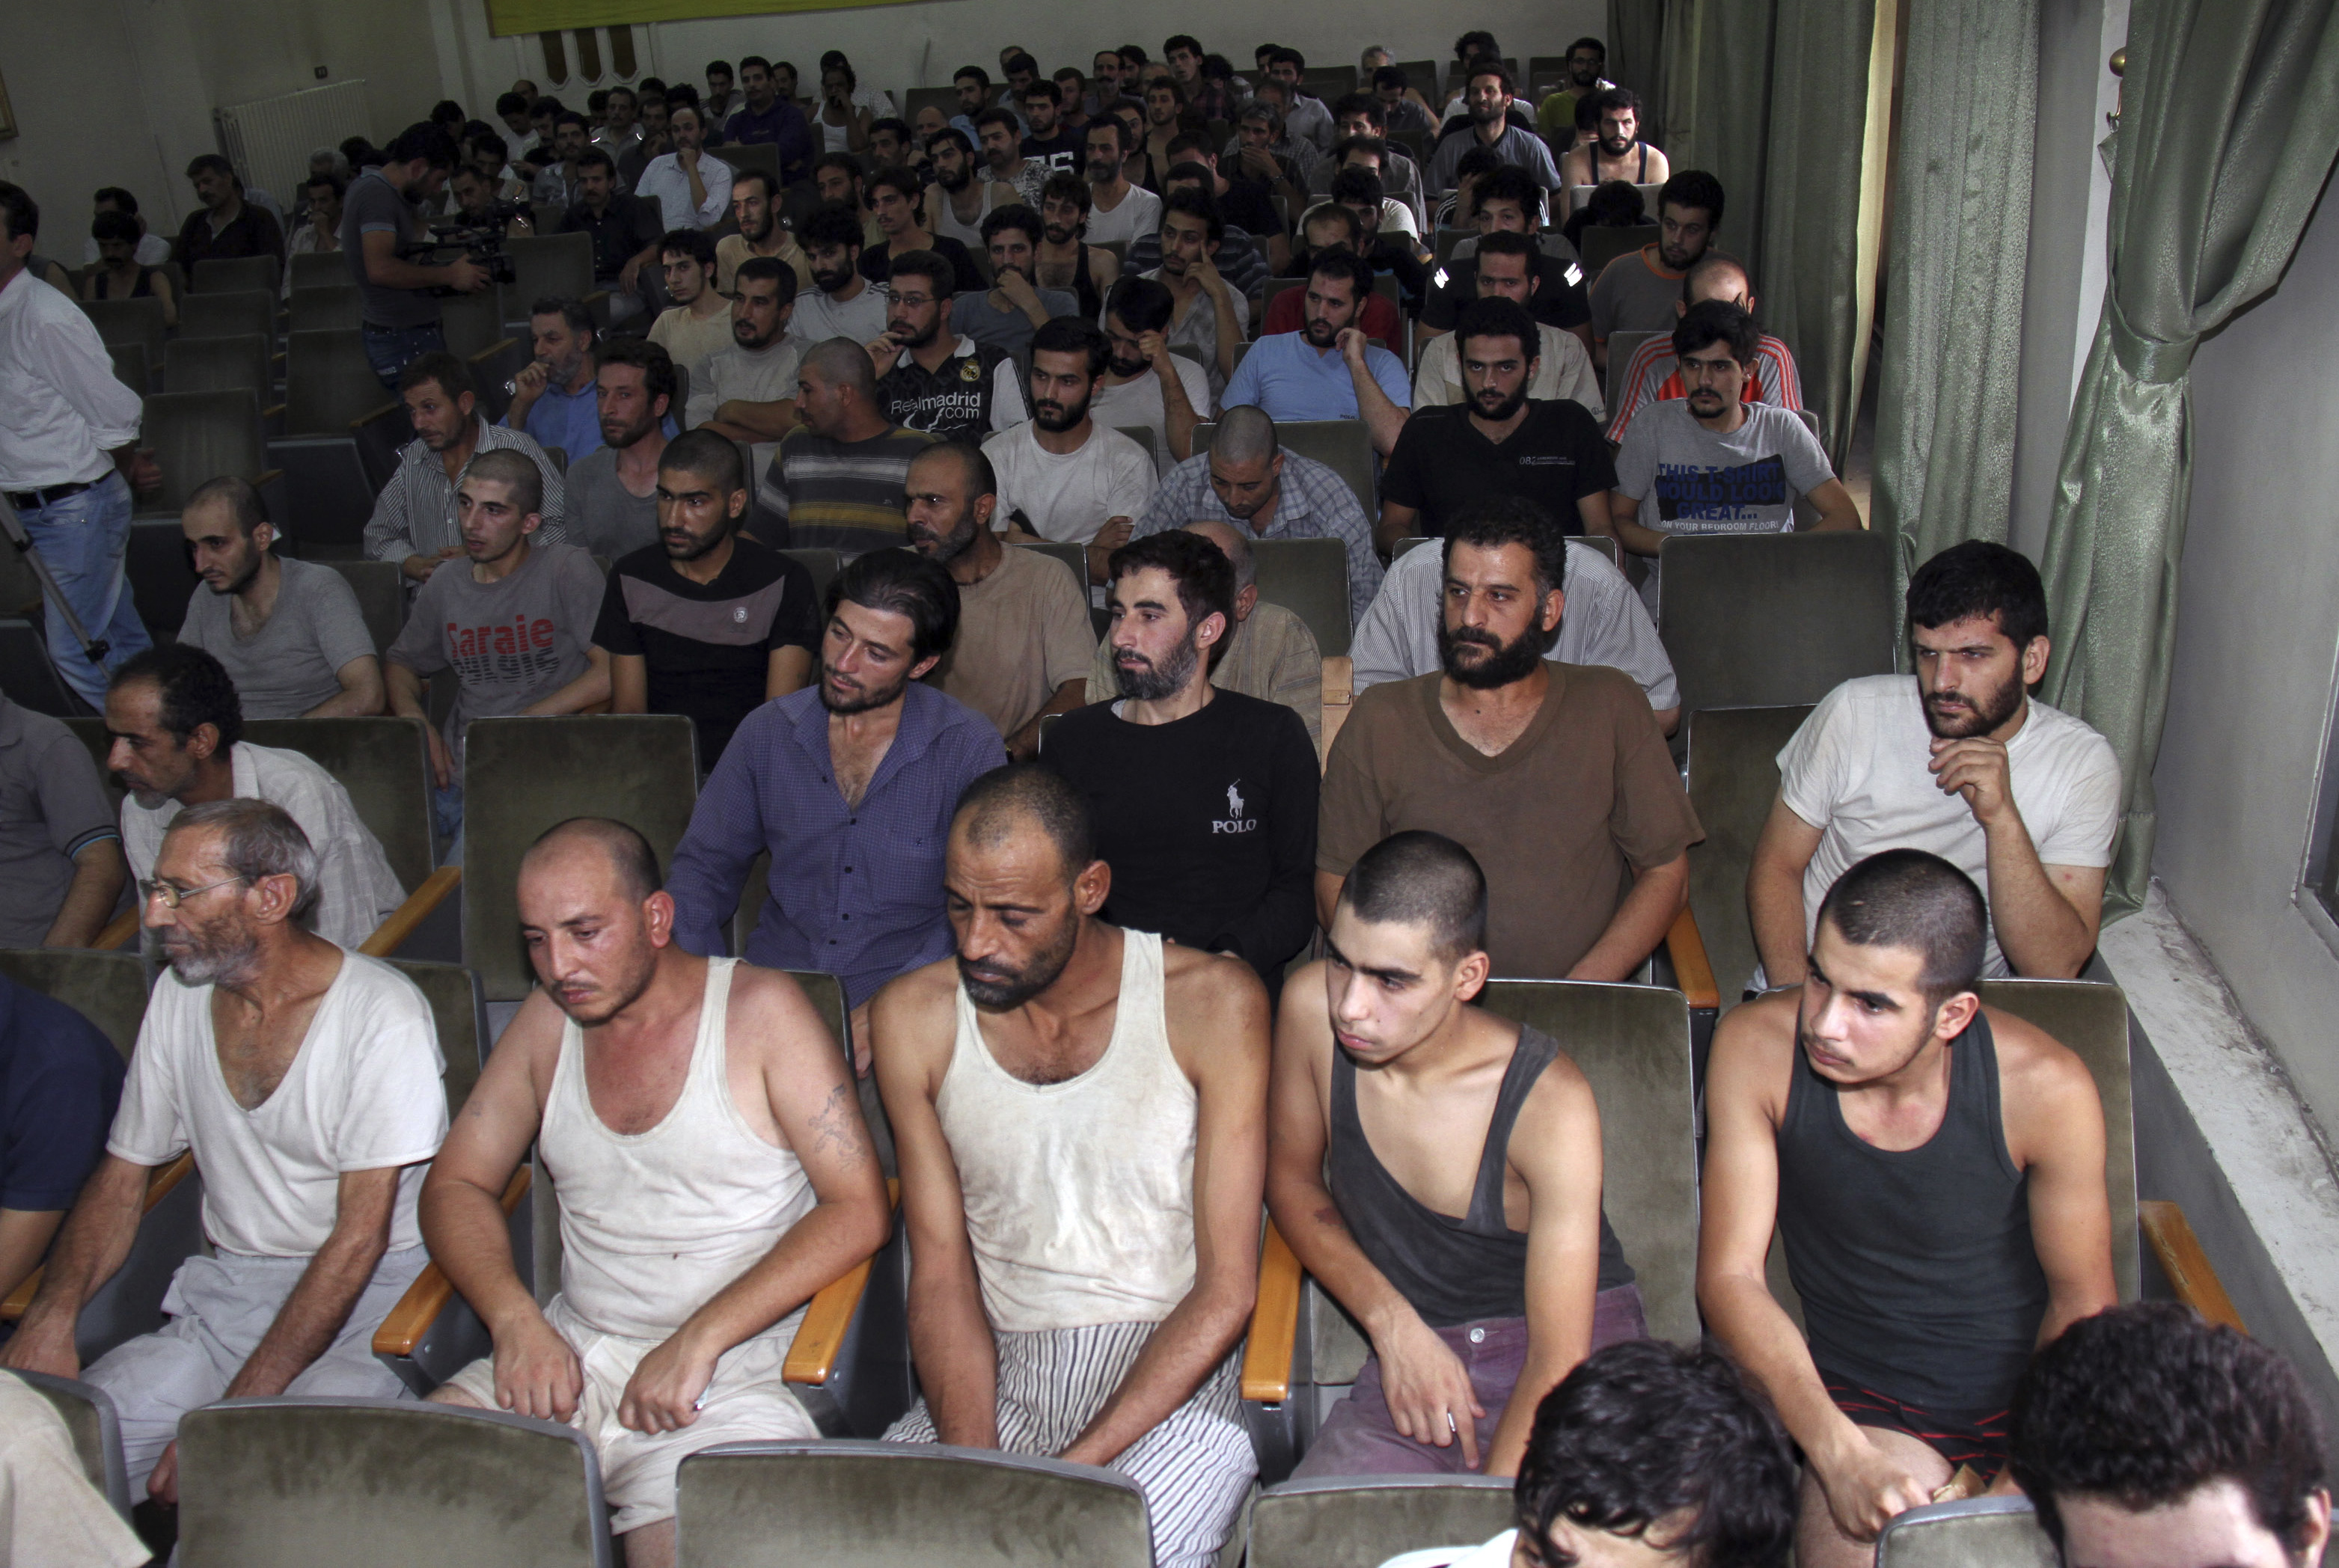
[1776,1010,2049,1415]
[1327,1023,1633,1328]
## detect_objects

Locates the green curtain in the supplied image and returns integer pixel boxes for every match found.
[1872,0,2040,597]
[2038,0,2339,919]
[1607,0,1673,138]
[1659,0,1779,287]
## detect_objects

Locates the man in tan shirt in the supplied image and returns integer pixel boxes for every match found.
[1086,519,1322,747]
[714,168,813,295]
[1316,498,1699,978]
[905,441,1093,758]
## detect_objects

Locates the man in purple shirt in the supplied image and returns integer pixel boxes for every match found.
[722,55,815,184]
[666,549,1002,1051]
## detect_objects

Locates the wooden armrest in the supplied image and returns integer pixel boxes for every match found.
[1664,904,1720,1011]
[1321,655,1353,706]
[1241,1218,1303,1403]
[372,1165,530,1357]
[92,910,139,951]
[347,402,400,435]
[262,405,287,421]
[358,866,462,958]
[2139,1200,2246,1333]
[783,1179,899,1385]
[3,1153,195,1320]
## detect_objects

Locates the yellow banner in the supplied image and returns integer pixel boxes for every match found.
[486,0,931,37]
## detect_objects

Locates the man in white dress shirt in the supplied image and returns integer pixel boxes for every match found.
[632,103,733,231]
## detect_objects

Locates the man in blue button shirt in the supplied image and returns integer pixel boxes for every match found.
[666,548,1002,1061]
[504,297,605,463]
[1223,251,1411,456]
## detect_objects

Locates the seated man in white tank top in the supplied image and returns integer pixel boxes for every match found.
[421,818,891,1568]
[1271,831,1645,1481]
[872,764,1269,1568]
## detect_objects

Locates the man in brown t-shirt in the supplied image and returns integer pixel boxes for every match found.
[906,441,1095,758]
[1316,498,1699,979]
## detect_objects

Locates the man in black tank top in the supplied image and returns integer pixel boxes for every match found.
[1699,849,2116,1568]
[1268,832,1643,1479]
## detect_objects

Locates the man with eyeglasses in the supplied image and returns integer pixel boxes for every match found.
[870,251,1021,442]
[102,644,405,951]
[2,796,449,1510]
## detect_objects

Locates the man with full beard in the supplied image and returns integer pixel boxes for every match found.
[1221,249,1410,457]
[1,800,447,1507]
[1317,497,1699,979]
[905,441,1092,756]
[593,430,820,773]
[1379,297,1615,554]
[868,251,1021,442]
[869,761,1270,1568]
[665,548,1001,1041]
[979,319,1155,587]
[1746,539,2120,993]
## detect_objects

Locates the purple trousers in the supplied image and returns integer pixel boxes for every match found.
[1290,1284,1647,1477]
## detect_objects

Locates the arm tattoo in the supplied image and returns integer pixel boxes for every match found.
[807,1080,869,1169]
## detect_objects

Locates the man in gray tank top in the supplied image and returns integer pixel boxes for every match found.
[871,764,1268,1568]
[1270,831,1644,1480]
[1699,849,2116,1568]
[420,818,890,1568]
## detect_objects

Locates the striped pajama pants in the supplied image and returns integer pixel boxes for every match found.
[884,1320,1256,1568]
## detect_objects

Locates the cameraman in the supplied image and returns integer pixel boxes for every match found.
[342,122,491,388]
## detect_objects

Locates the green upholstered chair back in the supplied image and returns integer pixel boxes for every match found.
[166,331,274,397]
[1251,536,1353,657]
[504,234,599,313]
[1580,224,1658,281]
[245,717,438,895]
[81,295,169,369]
[1877,1498,2058,1568]
[286,286,364,334]
[138,389,266,514]
[462,715,700,1002]
[290,251,352,290]
[1604,329,1662,414]
[11,1370,129,1513]
[177,1397,613,1568]
[1684,705,1815,999]
[441,290,510,359]
[284,328,390,437]
[1005,540,1086,597]
[1195,417,1380,530]
[177,288,275,344]
[108,340,151,396]
[1975,979,2139,1301]
[1249,1477,1516,1568]
[385,960,490,1114]
[0,949,150,1058]
[781,548,844,604]
[1657,532,1897,718]
[314,557,407,655]
[190,255,281,296]
[675,1439,1154,1567]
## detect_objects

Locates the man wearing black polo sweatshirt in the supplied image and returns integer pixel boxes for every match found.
[1043,529,1318,991]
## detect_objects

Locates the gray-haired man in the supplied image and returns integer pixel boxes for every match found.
[1,800,449,1505]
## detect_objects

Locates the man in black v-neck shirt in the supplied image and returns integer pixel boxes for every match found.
[592,432,821,770]
[1378,298,1616,548]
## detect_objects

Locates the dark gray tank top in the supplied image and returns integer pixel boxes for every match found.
[1327,1023,1633,1327]
[1777,1009,2049,1415]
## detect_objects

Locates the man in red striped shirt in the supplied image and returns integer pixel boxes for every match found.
[1603,254,1803,444]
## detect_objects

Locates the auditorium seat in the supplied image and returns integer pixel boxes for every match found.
[1193,417,1378,532]
[1655,530,1896,718]
[1248,1476,1514,1568]
[781,547,843,604]
[1244,979,1698,1477]
[286,285,364,334]
[287,251,350,293]
[189,254,281,297]
[108,340,152,396]
[175,1397,613,1568]
[673,1439,1155,1567]
[1006,539,1084,594]
[1875,1496,2058,1568]
[350,399,414,494]
[1603,328,1661,413]
[0,947,147,1053]
[1432,227,1475,268]
[242,715,445,916]
[10,1370,131,1517]
[468,337,532,425]
[1251,536,1352,656]
[317,557,406,651]
[718,141,782,186]
[284,328,391,438]
[125,518,201,638]
[1681,703,1815,1002]
[176,287,276,345]
[0,619,91,716]
[502,234,604,334]
[1393,533,1621,567]
[165,332,275,405]
[79,297,168,380]
[131,388,278,519]
[441,290,510,361]
[1580,223,1657,281]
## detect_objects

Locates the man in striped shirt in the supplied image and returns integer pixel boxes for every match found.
[756,338,935,556]
[362,353,568,581]
[1604,254,1803,444]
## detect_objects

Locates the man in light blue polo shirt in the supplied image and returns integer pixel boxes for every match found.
[1223,251,1411,458]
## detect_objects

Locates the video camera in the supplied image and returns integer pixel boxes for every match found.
[400,205,525,294]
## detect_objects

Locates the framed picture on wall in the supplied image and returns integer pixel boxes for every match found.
[0,70,15,140]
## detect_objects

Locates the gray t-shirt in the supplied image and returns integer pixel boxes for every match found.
[1588,245,1689,341]
[563,447,661,559]
[1612,399,1835,610]
[385,542,603,762]
[340,171,440,331]
[0,696,118,947]
[178,557,377,720]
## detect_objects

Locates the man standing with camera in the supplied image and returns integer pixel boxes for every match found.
[343,123,492,389]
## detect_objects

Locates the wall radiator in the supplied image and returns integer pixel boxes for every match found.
[215,81,373,207]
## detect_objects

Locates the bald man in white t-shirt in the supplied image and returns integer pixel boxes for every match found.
[1746,541,2121,995]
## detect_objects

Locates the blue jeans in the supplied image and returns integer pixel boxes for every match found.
[361,320,448,389]
[16,471,150,708]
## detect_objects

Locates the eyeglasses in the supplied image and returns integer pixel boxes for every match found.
[138,875,248,909]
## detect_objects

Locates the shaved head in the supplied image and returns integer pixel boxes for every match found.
[802,334,879,400]
[1181,518,1254,592]
[952,763,1095,889]
[522,817,661,903]
[1339,830,1489,961]
[1213,403,1279,465]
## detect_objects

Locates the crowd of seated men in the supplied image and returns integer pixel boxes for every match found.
[0,25,2317,1568]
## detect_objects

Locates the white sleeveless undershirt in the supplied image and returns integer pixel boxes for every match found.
[938,928,1199,1333]
[540,958,816,1342]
